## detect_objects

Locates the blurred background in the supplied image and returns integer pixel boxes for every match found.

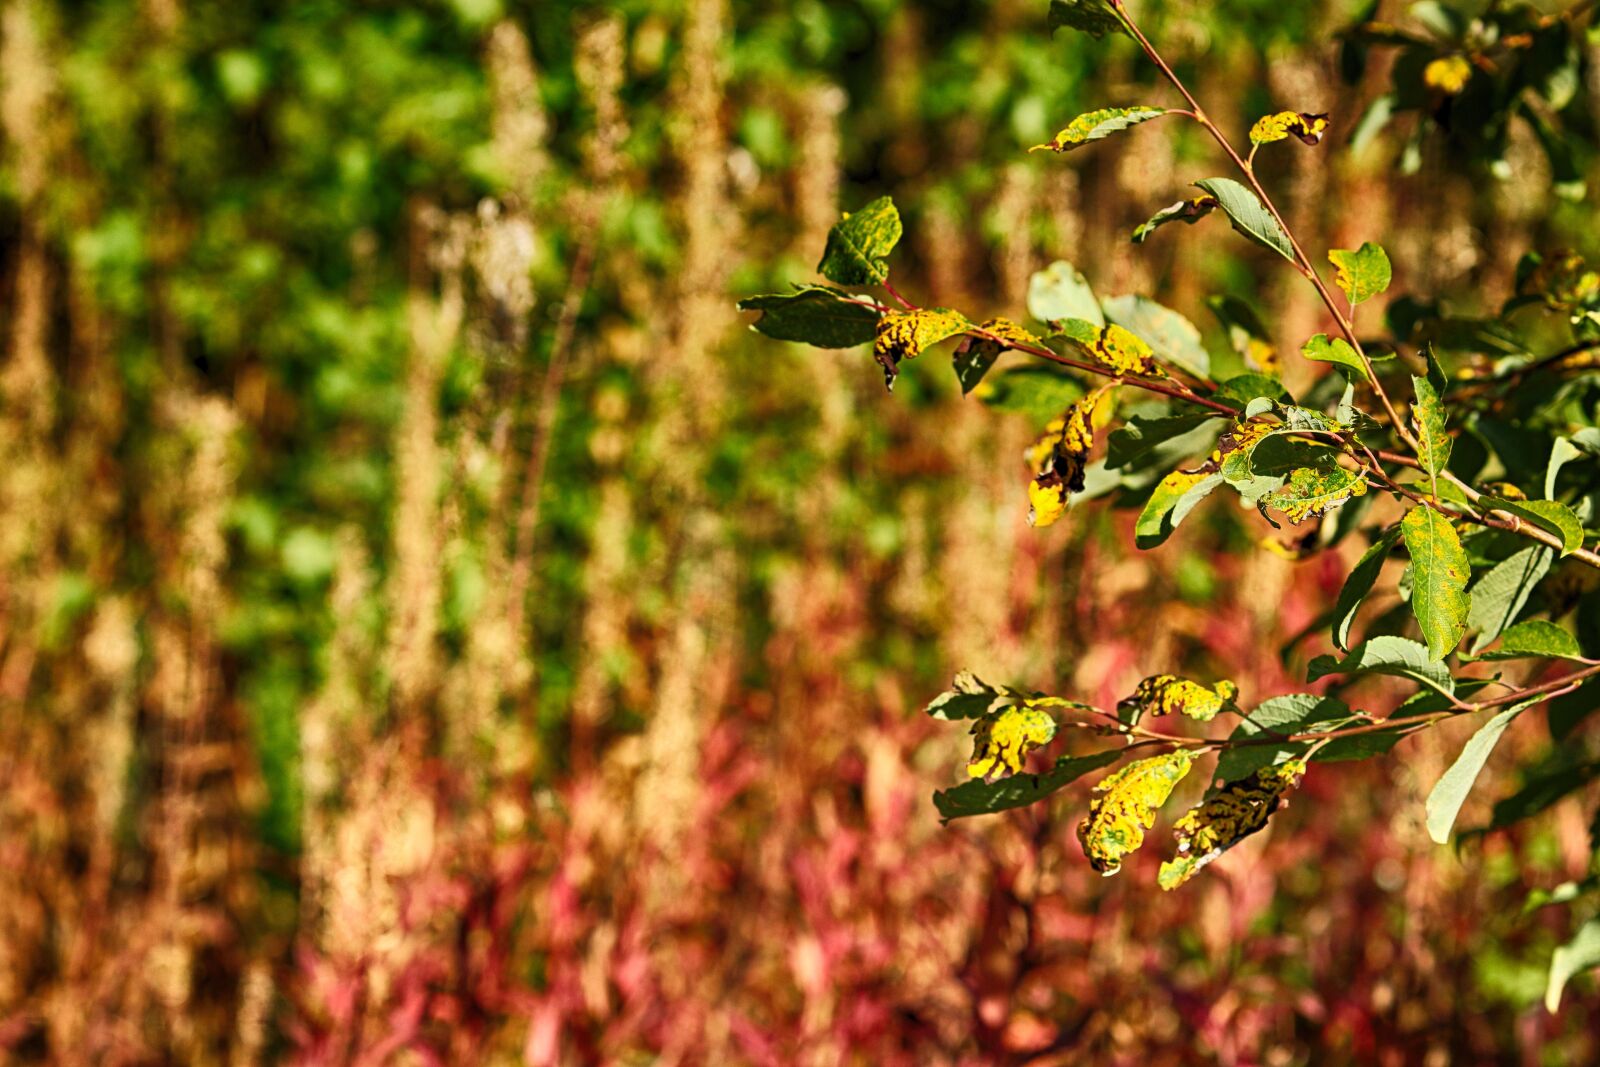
[0,0,1598,1062]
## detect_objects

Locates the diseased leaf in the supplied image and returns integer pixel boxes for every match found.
[1159,760,1308,889]
[1135,468,1224,549]
[1118,675,1238,724]
[953,318,1042,394]
[1101,295,1211,380]
[965,704,1058,781]
[1402,507,1470,661]
[1426,703,1531,844]
[1028,261,1104,326]
[1476,620,1585,662]
[934,750,1121,820]
[1046,0,1128,39]
[1334,526,1401,651]
[1215,694,1350,783]
[1546,918,1600,1013]
[1026,385,1116,528]
[1301,332,1371,383]
[1260,464,1368,526]
[873,307,969,390]
[1486,497,1585,556]
[1249,111,1330,146]
[1132,195,1218,243]
[1214,373,1292,408]
[1031,106,1165,152]
[817,196,902,285]
[1411,375,1452,478]
[1077,750,1198,876]
[1466,546,1553,654]
[1307,634,1454,693]
[737,286,881,348]
[1424,54,1473,95]
[1328,242,1392,305]
[1194,177,1296,264]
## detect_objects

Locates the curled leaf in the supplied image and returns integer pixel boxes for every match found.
[873,308,969,390]
[1157,760,1307,889]
[1030,106,1166,152]
[1249,111,1330,146]
[1078,750,1198,876]
[966,705,1058,781]
[1132,195,1219,243]
[1025,385,1116,528]
[1047,0,1128,39]
[1119,675,1239,723]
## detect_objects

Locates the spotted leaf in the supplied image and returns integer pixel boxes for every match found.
[1249,111,1330,146]
[1119,675,1239,724]
[1078,750,1198,876]
[817,196,903,286]
[1260,464,1368,526]
[966,705,1058,782]
[1025,385,1116,528]
[1031,106,1166,153]
[1328,242,1392,306]
[873,308,969,390]
[1132,194,1219,243]
[1158,760,1307,889]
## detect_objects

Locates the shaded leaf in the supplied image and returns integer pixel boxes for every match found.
[817,196,902,285]
[953,318,1042,395]
[1215,694,1350,783]
[925,670,1024,721]
[1207,295,1278,373]
[1028,261,1104,325]
[1547,918,1600,1013]
[1307,635,1454,693]
[977,367,1085,423]
[1194,177,1295,264]
[737,286,880,348]
[934,750,1121,820]
[1334,526,1401,651]
[1466,546,1553,654]
[1550,680,1600,741]
[1328,242,1392,305]
[1426,703,1531,844]
[1077,750,1198,876]
[1046,0,1128,39]
[1106,412,1223,471]
[1301,332,1370,383]
[1402,507,1470,660]
[1031,106,1165,152]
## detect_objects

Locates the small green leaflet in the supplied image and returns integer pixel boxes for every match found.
[1301,333,1370,383]
[1101,295,1211,380]
[737,286,881,348]
[1486,497,1585,556]
[1465,546,1553,654]
[817,196,902,285]
[1031,106,1165,152]
[1328,242,1392,305]
[1410,375,1451,480]
[1426,701,1534,844]
[925,670,1021,721]
[1475,619,1585,661]
[1546,917,1600,1013]
[1193,177,1296,264]
[1046,0,1128,39]
[1135,469,1224,549]
[1027,261,1104,326]
[1131,195,1218,243]
[1307,634,1454,694]
[1333,526,1401,651]
[1401,507,1470,661]
[934,750,1121,820]
[1260,464,1367,526]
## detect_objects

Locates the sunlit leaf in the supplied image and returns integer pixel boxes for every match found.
[1118,675,1238,723]
[1410,374,1452,478]
[1214,694,1350,783]
[1475,619,1585,662]
[1135,468,1224,548]
[1466,546,1553,654]
[1328,242,1392,305]
[1031,106,1165,152]
[1101,295,1211,379]
[926,670,1025,721]
[737,286,881,349]
[1077,750,1198,876]
[1546,918,1600,1013]
[1194,177,1295,264]
[1402,507,1470,661]
[1131,194,1218,243]
[953,318,1042,394]
[1307,634,1454,693]
[966,704,1058,781]
[873,307,969,390]
[1026,385,1116,528]
[1260,464,1368,526]
[1486,497,1585,557]
[817,195,902,285]
[1301,332,1371,383]
[1426,702,1533,844]
[1423,54,1473,95]
[1249,111,1330,146]
[1158,760,1308,889]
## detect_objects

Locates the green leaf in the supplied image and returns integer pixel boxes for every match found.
[925,670,1020,721]
[951,319,1040,396]
[1466,546,1553,654]
[1301,333,1371,383]
[934,750,1121,820]
[1333,526,1401,651]
[1046,0,1128,38]
[1328,242,1392,305]
[737,286,881,348]
[1402,507,1471,661]
[1411,375,1452,478]
[1313,724,1406,763]
[1032,106,1165,152]
[1426,703,1530,844]
[1546,437,1586,500]
[1105,413,1222,471]
[1135,469,1224,549]
[1308,635,1454,693]
[1027,261,1104,326]
[1476,620,1585,662]
[1193,177,1295,264]
[1486,497,1585,557]
[1259,464,1368,526]
[1131,194,1218,243]
[817,196,902,285]
[1206,295,1277,370]
[1546,917,1600,1012]
[1101,295,1211,380]
[977,367,1085,423]
[1214,694,1350,783]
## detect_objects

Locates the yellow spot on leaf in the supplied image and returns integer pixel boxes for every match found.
[1158,760,1307,889]
[966,705,1058,781]
[1120,675,1238,723]
[1249,111,1330,146]
[1424,55,1473,94]
[1025,385,1116,528]
[872,308,970,389]
[1077,750,1197,876]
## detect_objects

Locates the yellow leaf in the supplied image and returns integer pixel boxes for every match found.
[1423,55,1473,94]
[1158,760,1307,889]
[1249,111,1330,146]
[1025,385,1117,528]
[1119,675,1238,723]
[872,308,970,389]
[966,704,1058,781]
[1077,750,1197,876]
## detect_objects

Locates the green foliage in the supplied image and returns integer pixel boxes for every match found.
[1131,195,1218,243]
[1031,106,1166,152]
[1047,0,1128,39]
[1427,703,1532,844]
[1193,177,1296,263]
[1402,507,1471,661]
[934,751,1120,820]
[738,286,881,348]
[1328,242,1393,305]
[1301,333,1370,383]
